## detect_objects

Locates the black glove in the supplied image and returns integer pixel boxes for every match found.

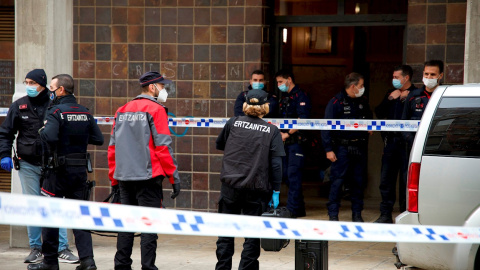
[171,183,180,199]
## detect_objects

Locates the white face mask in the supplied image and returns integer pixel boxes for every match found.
[355,86,365,97]
[153,84,168,102]
[423,77,438,89]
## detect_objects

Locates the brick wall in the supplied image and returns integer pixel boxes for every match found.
[73,0,270,211]
[406,0,466,84]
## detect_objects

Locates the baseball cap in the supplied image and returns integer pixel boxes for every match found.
[139,71,172,87]
[246,89,268,105]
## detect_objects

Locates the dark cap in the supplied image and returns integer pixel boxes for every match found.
[25,69,47,88]
[246,89,268,105]
[139,71,172,87]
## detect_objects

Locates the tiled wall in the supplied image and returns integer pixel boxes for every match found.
[406,0,466,84]
[73,0,270,211]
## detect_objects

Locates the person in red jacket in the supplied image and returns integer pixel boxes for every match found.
[108,71,181,270]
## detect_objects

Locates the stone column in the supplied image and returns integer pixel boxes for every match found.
[11,0,73,248]
[465,0,480,83]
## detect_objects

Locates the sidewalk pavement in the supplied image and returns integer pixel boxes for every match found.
[0,200,407,270]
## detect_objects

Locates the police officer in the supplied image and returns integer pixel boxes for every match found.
[0,69,77,264]
[233,70,278,117]
[321,72,372,222]
[276,69,311,218]
[28,74,104,270]
[216,89,285,270]
[374,65,416,223]
[402,60,444,150]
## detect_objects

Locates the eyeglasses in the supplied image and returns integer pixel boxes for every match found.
[23,81,39,86]
[50,86,61,91]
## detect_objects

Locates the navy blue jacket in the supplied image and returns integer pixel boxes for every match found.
[278,85,311,119]
[321,90,372,152]
[375,84,417,138]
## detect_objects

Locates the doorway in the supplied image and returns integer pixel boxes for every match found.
[271,0,408,203]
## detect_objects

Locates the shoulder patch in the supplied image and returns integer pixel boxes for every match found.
[19,104,27,110]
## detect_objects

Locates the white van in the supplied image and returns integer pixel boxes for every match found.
[395,84,480,269]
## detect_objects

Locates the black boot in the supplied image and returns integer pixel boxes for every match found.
[75,257,97,270]
[329,215,339,221]
[352,212,364,222]
[374,214,393,224]
[27,262,59,270]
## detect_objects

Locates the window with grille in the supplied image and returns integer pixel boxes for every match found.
[0,6,14,42]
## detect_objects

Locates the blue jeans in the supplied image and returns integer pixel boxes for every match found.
[18,160,68,251]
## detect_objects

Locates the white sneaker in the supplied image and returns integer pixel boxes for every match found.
[58,248,80,264]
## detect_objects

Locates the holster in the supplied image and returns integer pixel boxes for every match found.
[53,153,92,172]
[284,132,307,145]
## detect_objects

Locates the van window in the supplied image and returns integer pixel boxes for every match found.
[424,97,480,157]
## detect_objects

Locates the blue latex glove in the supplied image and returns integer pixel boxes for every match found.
[269,191,280,209]
[1,157,13,172]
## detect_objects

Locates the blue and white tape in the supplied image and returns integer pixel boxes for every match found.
[0,108,419,131]
[1,192,479,243]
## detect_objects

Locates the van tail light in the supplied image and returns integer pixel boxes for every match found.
[407,162,421,213]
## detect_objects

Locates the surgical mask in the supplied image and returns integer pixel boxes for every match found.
[26,86,39,97]
[278,83,288,92]
[252,82,264,90]
[154,84,168,102]
[355,86,365,98]
[392,79,403,89]
[423,77,438,89]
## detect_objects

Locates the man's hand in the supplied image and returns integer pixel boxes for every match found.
[388,90,401,100]
[171,183,181,199]
[400,90,410,100]
[281,132,289,142]
[326,151,337,162]
[1,157,13,172]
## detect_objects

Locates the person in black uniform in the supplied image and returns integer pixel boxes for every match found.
[0,69,78,264]
[374,65,417,223]
[28,74,104,270]
[402,60,444,150]
[215,89,285,270]
[321,72,372,222]
[276,69,311,218]
[233,70,278,118]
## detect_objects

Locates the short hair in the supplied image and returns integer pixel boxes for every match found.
[424,60,444,74]
[251,70,265,77]
[274,69,295,83]
[242,102,269,117]
[52,74,74,94]
[344,72,364,89]
[142,83,164,93]
[394,65,413,80]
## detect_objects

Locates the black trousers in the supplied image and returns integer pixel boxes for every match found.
[379,136,408,214]
[215,184,270,270]
[114,177,163,270]
[41,166,93,265]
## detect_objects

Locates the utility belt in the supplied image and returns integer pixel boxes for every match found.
[333,138,367,147]
[47,153,93,173]
[284,132,306,145]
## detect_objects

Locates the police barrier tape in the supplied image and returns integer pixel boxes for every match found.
[0,107,419,131]
[1,192,479,244]
[97,117,420,132]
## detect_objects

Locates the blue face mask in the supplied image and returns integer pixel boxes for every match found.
[278,83,288,92]
[392,79,403,89]
[26,86,39,97]
[252,82,264,90]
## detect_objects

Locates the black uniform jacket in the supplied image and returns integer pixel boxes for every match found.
[40,95,104,156]
[216,115,285,192]
[0,89,50,165]
[321,89,372,152]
